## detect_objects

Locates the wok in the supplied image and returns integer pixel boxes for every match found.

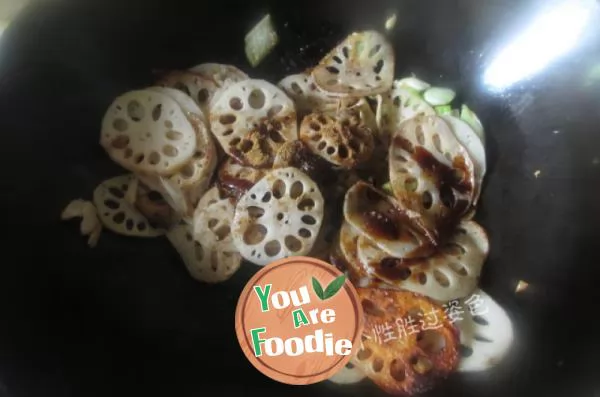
[0,0,599,396]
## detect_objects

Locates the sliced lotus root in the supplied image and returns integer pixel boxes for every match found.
[328,361,366,385]
[441,115,486,205]
[389,115,476,242]
[231,167,324,266]
[148,86,207,123]
[166,187,242,283]
[300,111,374,169]
[134,182,179,229]
[210,79,298,167]
[278,71,338,116]
[93,175,165,237]
[344,181,435,259]
[189,63,249,87]
[334,221,372,284]
[158,70,221,116]
[358,221,489,302]
[455,289,514,372]
[354,288,459,395]
[273,140,337,187]
[100,90,196,175]
[312,31,394,97]
[217,157,265,201]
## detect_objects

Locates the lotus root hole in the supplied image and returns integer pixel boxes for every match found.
[185,233,193,242]
[356,347,372,361]
[346,362,355,369]
[472,316,489,326]
[417,272,427,285]
[342,46,350,58]
[181,164,194,178]
[300,228,314,239]
[448,262,468,276]
[151,104,162,121]
[276,213,284,221]
[104,199,120,210]
[272,179,286,199]
[269,130,284,144]
[127,100,145,121]
[432,134,443,153]
[290,82,303,95]
[214,225,231,241]
[445,243,467,256]
[459,344,473,357]
[197,89,209,104]
[309,122,321,132]
[326,78,338,86]
[289,181,304,199]
[267,105,283,118]
[240,140,253,153]
[219,114,236,125]
[326,146,335,155]
[124,148,133,159]
[325,66,340,75]
[112,211,125,224]
[433,270,450,287]
[301,215,316,225]
[474,334,493,343]
[418,330,447,354]
[164,120,173,129]
[230,137,242,147]
[440,186,456,208]
[243,224,267,245]
[404,177,418,192]
[416,125,425,145]
[298,198,315,211]
[148,151,161,165]
[248,89,266,109]
[208,219,219,229]
[247,206,265,219]
[372,357,384,373]
[111,135,130,149]
[317,141,327,151]
[108,187,125,199]
[390,359,406,382]
[230,97,243,110]
[137,222,147,231]
[338,145,349,159]
[264,240,281,257]
[134,153,145,164]
[361,299,385,317]
[123,219,134,231]
[113,118,128,132]
[166,130,183,141]
[369,44,382,58]
[162,145,178,157]
[422,191,433,209]
[194,242,205,262]
[393,96,400,107]
[310,133,322,142]
[411,355,433,374]
[261,192,271,203]
[173,82,190,96]
[284,235,303,252]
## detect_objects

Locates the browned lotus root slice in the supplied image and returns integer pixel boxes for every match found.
[209,79,298,167]
[273,140,337,186]
[217,157,265,201]
[312,31,394,97]
[344,181,435,258]
[158,71,220,116]
[189,63,249,87]
[334,221,372,285]
[389,115,476,242]
[300,111,374,169]
[278,71,339,117]
[355,288,460,395]
[135,182,179,230]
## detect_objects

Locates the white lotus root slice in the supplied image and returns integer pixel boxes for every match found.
[165,187,242,283]
[312,31,394,96]
[232,167,324,266]
[189,63,249,87]
[344,181,434,259]
[278,72,338,116]
[300,111,374,169]
[455,289,514,372]
[328,361,366,385]
[217,157,265,201]
[358,220,489,302]
[389,115,476,242]
[333,221,372,285]
[93,175,165,237]
[441,115,486,205]
[210,79,297,167]
[61,199,103,247]
[158,71,221,116]
[100,90,196,175]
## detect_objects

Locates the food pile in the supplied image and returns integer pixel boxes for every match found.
[62,30,513,395]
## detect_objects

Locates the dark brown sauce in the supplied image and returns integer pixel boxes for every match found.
[289,142,337,186]
[412,146,472,195]
[363,209,401,241]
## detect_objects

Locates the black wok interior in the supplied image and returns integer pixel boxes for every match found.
[0,0,599,396]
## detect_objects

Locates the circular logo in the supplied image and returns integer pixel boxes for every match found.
[235,257,364,385]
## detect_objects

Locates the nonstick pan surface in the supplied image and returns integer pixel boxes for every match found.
[0,0,599,396]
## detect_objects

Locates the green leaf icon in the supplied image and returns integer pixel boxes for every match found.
[312,277,325,300]
[323,274,347,300]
